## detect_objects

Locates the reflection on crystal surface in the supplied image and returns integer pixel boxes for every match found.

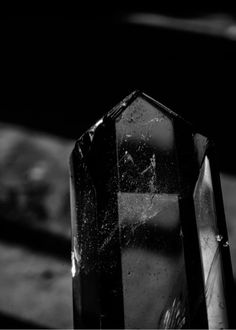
[116,96,178,194]
[118,193,187,329]
[70,91,234,329]
[116,95,188,328]
[194,156,228,329]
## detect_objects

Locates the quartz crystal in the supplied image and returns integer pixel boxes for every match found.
[70,91,234,329]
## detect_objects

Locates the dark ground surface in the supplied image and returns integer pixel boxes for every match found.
[1,14,236,177]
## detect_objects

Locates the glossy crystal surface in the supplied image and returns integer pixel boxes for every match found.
[70,91,234,329]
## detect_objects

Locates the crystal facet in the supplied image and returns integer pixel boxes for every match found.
[70,91,234,329]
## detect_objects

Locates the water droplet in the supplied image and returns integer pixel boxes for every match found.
[216,234,223,242]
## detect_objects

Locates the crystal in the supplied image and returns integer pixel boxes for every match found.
[70,91,234,329]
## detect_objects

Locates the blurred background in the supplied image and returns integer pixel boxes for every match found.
[1,8,236,328]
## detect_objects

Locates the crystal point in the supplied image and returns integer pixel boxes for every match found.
[70,91,234,329]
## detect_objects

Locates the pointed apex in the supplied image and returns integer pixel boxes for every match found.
[106,91,189,126]
[77,91,194,160]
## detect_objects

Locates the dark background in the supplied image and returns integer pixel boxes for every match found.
[1,11,236,173]
[1,9,236,328]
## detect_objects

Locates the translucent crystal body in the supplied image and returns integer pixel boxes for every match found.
[70,91,234,329]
